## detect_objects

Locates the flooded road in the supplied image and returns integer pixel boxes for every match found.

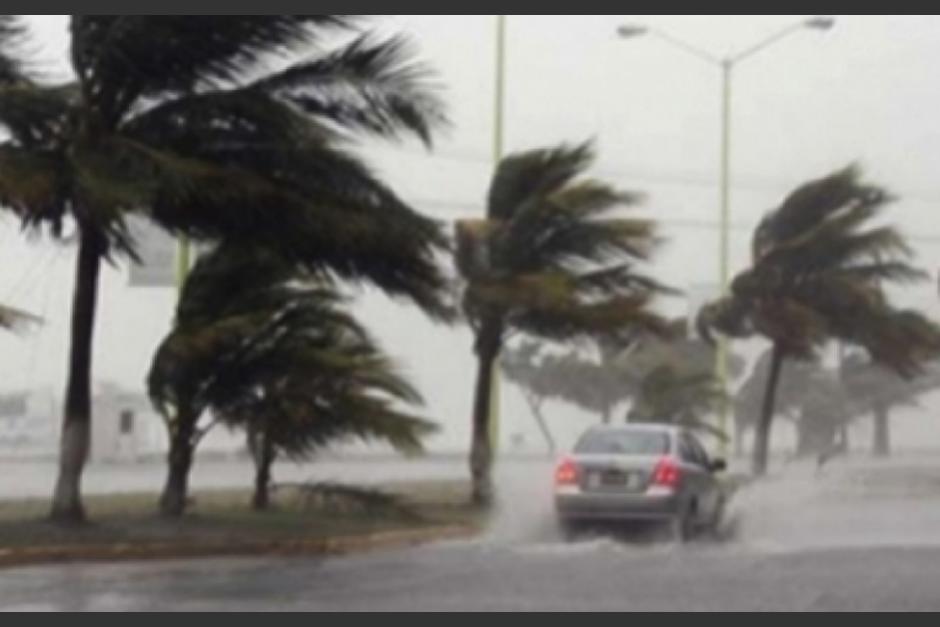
[5,455,940,610]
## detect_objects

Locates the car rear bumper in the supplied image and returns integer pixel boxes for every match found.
[554,488,679,522]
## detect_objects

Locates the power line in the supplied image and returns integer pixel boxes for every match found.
[24,248,61,393]
[3,246,59,305]
[370,145,940,206]
[408,196,940,248]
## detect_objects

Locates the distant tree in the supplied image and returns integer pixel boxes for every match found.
[735,349,851,459]
[840,351,940,457]
[499,341,561,453]
[503,321,744,445]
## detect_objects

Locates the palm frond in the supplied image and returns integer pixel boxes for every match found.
[0,83,78,148]
[695,297,754,345]
[0,303,41,333]
[486,142,593,220]
[0,145,66,229]
[0,16,33,85]
[753,165,890,259]
[253,33,447,145]
[838,261,928,285]
[70,16,351,124]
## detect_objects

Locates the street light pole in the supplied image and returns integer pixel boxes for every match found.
[175,236,190,296]
[617,17,835,455]
[494,14,506,163]
[719,60,731,298]
[716,59,732,447]
[489,14,507,455]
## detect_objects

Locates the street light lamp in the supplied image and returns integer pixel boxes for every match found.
[616,16,835,453]
[616,25,648,38]
[804,16,836,30]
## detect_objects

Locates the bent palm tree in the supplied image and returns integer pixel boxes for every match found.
[456,142,670,504]
[0,16,449,521]
[223,330,435,511]
[149,243,435,515]
[699,166,940,476]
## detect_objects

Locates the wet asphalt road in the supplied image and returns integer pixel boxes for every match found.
[4,456,940,611]
[3,538,940,610]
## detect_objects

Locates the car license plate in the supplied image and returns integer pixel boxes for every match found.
[601,470,625,485]
[588,470,642,490]
[625,473,642,490]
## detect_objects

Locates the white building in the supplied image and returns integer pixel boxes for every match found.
[0,388,57,458]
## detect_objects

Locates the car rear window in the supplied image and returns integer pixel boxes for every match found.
[574,429,670,455]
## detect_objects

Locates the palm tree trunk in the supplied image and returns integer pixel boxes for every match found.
[872,402,890,457]
[252,427,275,511]
[525,393,556,455]
[470,318,502,506]
[159,405,197,517]
[50,226,103,523]
[246,421,261,464]
[753,343,785,477]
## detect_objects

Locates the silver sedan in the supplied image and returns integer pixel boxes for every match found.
[554,423,727,541]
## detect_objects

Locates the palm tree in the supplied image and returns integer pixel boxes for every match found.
[456,142,670,504]
[223,326,435,511]
[699,166,940,476]
[0,16,449,522]
[149,243,436,516]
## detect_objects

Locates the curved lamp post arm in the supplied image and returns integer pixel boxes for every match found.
[730,17,832,64]
[646,28,722,66]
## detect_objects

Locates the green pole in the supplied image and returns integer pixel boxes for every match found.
[176,235,191,294]
[493,15,506,160]
[716,60,732,457]
[489,14,506,455]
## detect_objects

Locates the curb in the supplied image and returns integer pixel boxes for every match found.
[0,524,478,569]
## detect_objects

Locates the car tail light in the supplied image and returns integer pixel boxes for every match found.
[555,457,579,486]
[652,456,681,488]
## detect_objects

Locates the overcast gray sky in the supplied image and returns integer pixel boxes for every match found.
[4,15,940,451]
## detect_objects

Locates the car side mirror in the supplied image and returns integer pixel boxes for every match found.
[709,458,727,473]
